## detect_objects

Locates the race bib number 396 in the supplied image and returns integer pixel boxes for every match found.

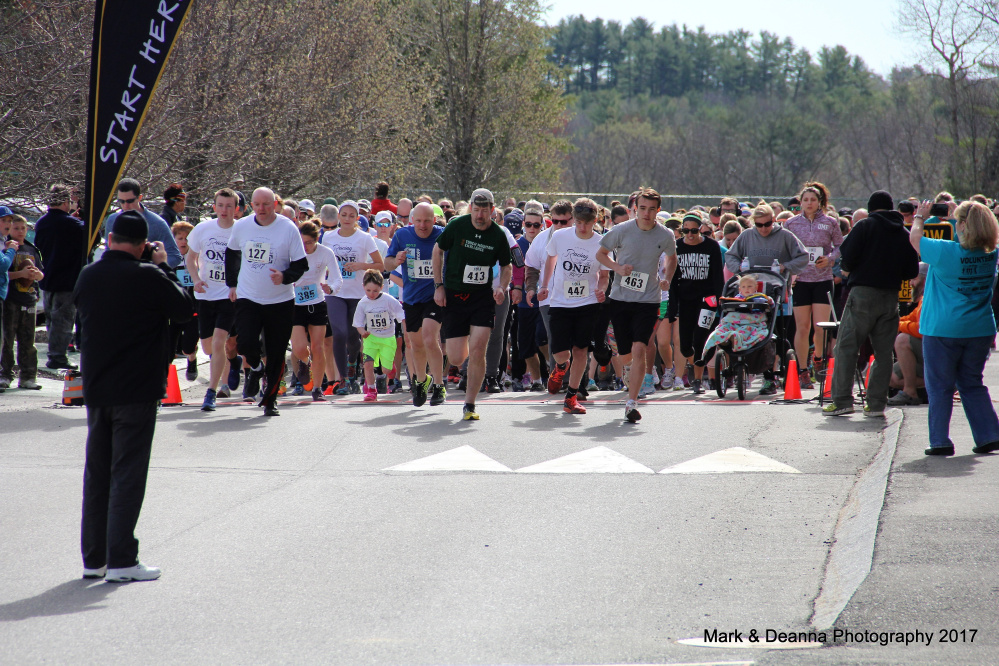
[621,271,649,292]
[463,265,489,285]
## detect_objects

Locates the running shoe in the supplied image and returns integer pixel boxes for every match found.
[511,379,526,392]
[335,382,351,396]
[186,359,198,381]
[376,374,387,394]
[799,369,815,390]
[201,388,217,412]
[548,362,568,394]
[863,405,885,418]
[243,367,261,402]
[529,381,545,392]
[638,373,656,398]
[291,384,304,396]
[624,399,641,423]
[430,383,447,406]
[691,378,705,394]
[263,403,280,417]
[457,376,467,392]
[586,378,598,392]
[485,375,503,393]
[660,368,675,390]
[349,379,362,394]
[759,379,778,396]
[447,367,462,386]
[822,403,855,416]
[672,376,685,391]
[413,376,432,407]
[312,387,325,402]
[462,405,480,420]
[227,356,242,390]
[325,379,343,395]
[391,379,404,394]
[363,387,378,402]
[563,394,586,414]
[217,384,230,398]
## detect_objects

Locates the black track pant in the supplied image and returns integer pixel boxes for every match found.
[235,298,295,406]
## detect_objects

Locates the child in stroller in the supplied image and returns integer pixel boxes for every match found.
[703,274,774,358]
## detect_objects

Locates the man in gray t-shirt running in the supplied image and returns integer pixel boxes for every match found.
[597,187,677,423]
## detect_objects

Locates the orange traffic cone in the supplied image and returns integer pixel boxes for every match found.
[62,371,84,406]
[783,358,802,400]
[162,363,183,406]
[864,355,874,388]
[823,357,835,398]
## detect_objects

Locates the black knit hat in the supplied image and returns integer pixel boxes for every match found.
[867,190,894,212]
[111,210,148,242]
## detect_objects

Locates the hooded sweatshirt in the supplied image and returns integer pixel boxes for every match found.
[839,210,919,290]
[723,225,809,275]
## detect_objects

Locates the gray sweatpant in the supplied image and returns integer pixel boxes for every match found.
[831,286,899,410]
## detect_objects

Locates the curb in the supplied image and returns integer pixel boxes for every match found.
[809,407,903,630]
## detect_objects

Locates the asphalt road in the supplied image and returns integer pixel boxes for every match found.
[1,357,997,665]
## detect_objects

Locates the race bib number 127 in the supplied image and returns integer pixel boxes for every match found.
[245,242,271,264]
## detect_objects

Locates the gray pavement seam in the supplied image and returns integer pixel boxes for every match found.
[809,408,903,631]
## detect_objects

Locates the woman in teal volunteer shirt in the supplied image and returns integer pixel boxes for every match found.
[910,200,999,456]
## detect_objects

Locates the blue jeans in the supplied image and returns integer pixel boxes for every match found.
[922,335,999,449]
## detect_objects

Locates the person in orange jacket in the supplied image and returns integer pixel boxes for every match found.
[889,263,928,405]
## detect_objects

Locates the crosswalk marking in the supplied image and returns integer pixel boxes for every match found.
[659,447,800,474]
[516,446,655,474]
[383,445,512,472]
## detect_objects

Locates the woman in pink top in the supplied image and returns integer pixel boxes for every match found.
[783,182,844,389]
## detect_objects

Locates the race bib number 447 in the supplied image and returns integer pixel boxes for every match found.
[564,280,589,299]
[463,265,489,285]
[621,271,649,292]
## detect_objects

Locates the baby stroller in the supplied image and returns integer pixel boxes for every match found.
[712,268,788,400]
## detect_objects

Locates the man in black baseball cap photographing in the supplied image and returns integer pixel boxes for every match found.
[73,209,194,583]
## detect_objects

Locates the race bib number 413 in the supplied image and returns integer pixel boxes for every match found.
[621,271,649,292]
[463,265,489,285]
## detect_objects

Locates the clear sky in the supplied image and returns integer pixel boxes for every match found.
[543,0,915,77]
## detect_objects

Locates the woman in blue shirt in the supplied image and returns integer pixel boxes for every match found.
[910,200,999,456]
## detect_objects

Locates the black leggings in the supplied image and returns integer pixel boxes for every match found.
[234,298,295,405]
[678,298,714,367]
[327,296,361,378]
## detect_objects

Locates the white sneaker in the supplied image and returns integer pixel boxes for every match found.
[106,562,161,583]
[82,565,106,579]
[672,376,685,391]
[660,368,675,389]
[217,384,231,398]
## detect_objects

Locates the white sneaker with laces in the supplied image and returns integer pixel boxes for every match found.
[672,376,685,390]
[83,566,106,579]
[106,562,161,583]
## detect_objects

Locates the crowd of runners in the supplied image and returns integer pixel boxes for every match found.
[6,178,990,426]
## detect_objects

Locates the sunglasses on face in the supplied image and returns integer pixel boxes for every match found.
[524,222,542,229]
[551,217,571,224]
[375,222,391,228]
[117,196,137,205]
[755,220,773,228]
[681,227,700,234]
[789,206,801,212]
[397,215,409,220]
[322,225,336,230]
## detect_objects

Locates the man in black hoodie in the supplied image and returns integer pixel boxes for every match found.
[823,190,919,417]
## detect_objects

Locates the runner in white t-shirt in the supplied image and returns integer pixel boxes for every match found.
[537,198,609,415]
[185,188,240,411]
[321,200,384,394]
[524,201,575,369]
[291,221,343,401]
[352,270,404,402]
[225,187,308,416]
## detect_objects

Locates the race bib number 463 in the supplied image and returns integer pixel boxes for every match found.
[463,265,489,285]
[621,271,649,292]
[245,242,271,264]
